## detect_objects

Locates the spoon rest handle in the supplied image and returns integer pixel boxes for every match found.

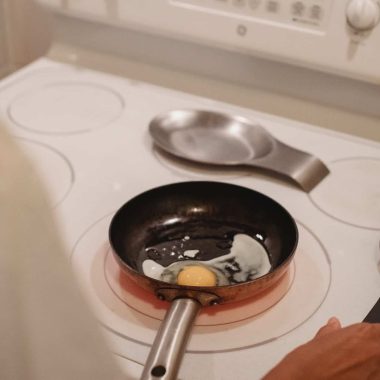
[249,141,330,192]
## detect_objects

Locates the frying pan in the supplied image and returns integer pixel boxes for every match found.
[109,181,298,380]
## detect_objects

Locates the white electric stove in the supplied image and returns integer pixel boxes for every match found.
[0,56,379,379]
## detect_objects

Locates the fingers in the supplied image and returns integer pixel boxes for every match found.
[315,317,342,338]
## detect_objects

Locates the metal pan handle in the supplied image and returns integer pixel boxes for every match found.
[140,298,201,380]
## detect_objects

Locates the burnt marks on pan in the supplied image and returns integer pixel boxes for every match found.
[216,240,233,250]
[146,248,162,261]
[223,260,246,284]
[224,260,242,275]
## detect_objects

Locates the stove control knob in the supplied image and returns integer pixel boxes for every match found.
[346,0,380,31]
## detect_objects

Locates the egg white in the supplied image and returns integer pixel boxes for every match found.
[142,233,271,286]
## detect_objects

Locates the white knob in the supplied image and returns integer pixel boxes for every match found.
[346,0,380,31]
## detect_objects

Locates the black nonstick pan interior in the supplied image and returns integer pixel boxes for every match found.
[110,181,297,283]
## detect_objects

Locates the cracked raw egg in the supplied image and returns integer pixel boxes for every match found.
[142,233,271,287]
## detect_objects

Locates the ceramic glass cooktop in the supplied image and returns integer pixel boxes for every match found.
[1,58,379,380]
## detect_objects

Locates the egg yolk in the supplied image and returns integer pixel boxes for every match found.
[177,265,217,287]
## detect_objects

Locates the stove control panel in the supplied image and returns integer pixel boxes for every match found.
[173,0,331,31]
[37,0,380,84]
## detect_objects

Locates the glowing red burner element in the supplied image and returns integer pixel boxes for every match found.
[106,250,294,326]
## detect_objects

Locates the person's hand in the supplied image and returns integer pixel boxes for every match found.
[263,317,380,380]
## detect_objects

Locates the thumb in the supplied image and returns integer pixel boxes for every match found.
[315,317,342,338]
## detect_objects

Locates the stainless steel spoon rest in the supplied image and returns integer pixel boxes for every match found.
[149,109,329,192]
